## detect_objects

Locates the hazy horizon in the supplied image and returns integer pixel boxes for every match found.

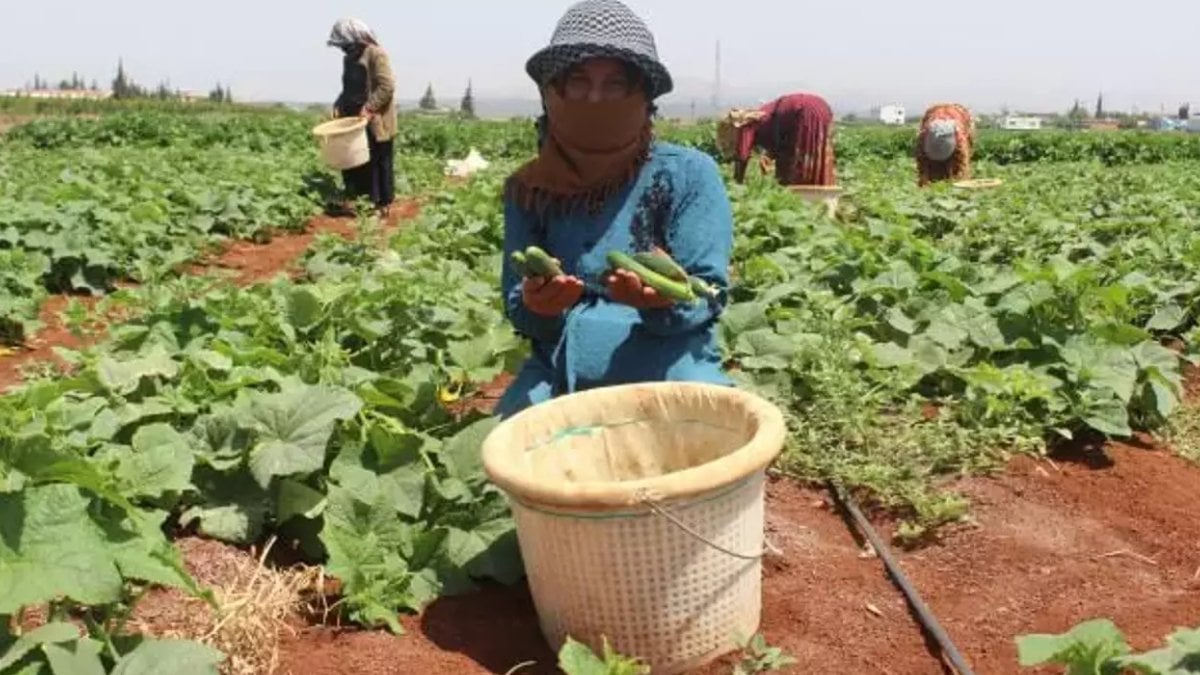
[4,1,1198,118]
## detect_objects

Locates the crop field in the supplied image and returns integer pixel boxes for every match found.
[2,105,1199,675]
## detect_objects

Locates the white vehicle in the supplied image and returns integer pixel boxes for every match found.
[1001,116,1043,131]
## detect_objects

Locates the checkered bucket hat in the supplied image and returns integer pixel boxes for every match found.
[526,0,674,100]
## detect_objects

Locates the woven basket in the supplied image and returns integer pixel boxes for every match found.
[952,178,1003,190]
[789,184,842,218]
[481,382,786,674]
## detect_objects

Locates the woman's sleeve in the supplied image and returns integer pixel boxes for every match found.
[366,47,396,113]
[502,198,565,343]
[638,152,734,336]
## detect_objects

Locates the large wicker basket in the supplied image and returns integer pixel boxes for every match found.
[481,382,786,674]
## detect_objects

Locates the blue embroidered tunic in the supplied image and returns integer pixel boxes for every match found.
[496,141,734,418]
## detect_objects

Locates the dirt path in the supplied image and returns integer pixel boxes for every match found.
[0,201,420,392]
[265,437,1200,675]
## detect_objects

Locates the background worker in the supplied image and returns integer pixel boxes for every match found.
[327,17,397,217]
[730,93,836,187]
[916,103,973,186]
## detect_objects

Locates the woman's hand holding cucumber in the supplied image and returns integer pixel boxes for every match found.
[523,275,585,317]
[604,268,675,309]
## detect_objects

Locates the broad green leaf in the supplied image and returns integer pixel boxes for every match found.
[96,345,179,395]
[719,302,769,345]
[286,287,323,329]
[2,433,131,511]
[0,485,124,612]
[42,638,105,675]
[734,329,797,371]
[115,423,194,499]
[884,307,916,335]
[277,479,326,522]
[924,308,970,350]
[1082,398,1133,438]
[1146,304,1187,332]
[246,384,362,487]
[0,624,81,671]
[109,639,224,675]
[1016,619,1128,671]
[181,471,270,544]
[441,416,499,482]
[444,519,523,586]
[330,442,425,519]
[868,342,915,369]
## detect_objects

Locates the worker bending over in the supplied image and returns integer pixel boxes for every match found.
[729,93,836,187]
[916,104,973,186]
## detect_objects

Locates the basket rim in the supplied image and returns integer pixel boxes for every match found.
[480,382,786,510]
[787,185,843,194]
[312,117,368,137]
[952,178,1003,189]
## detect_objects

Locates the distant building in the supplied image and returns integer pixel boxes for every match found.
[876,104,905,125]
[1082,119,1120,132]
[1001,116,1043,131]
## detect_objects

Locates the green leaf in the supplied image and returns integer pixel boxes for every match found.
[1,434,131,512]
[1146,304,1187,332]
[441,417,499,482]
[1115,626,1200,674]
[444,519,523,586]
[735,329,797,370]
[114,423,194,499]
[181,471,270,544]
[109,639,224,675]
[868,342,915,369]
[1082,397,1132,438]
[246,383,362,487]
[1016,619,1128,670]
[720,302,769,346]
[0,624,81,671]
[42,638,105,675]
[96,345,179,395]
[0,486,124,612]
[277,479,326,522]
[558,637,609,675]
[884,307,917,335]
[330,442,426,519]
[286,287,324,329]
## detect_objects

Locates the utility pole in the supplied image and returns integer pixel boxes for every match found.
[711,39,721,114]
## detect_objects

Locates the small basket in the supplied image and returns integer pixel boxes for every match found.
[788,184,842,218]
[952,178,1003,190]
[312,117,370,171]
[482,382,786,674]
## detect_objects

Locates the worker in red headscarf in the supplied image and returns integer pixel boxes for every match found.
[730,93,836,186]
[916,103,973,186]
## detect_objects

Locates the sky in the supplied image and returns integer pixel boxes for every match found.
[4,0,1199,117]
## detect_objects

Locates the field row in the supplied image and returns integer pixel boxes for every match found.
[2,110,1200,673]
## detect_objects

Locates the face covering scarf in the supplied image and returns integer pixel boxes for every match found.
[506,89,653,216]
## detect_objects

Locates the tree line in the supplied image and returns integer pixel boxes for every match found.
[21,59,233,104]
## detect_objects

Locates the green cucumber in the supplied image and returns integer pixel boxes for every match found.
[632,250,688,282]
[606,251,697,303]
[524,246,564,277]
[509,250,528,277]
[688,275,718,298]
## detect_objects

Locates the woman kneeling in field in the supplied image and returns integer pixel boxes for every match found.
[496,0,734,418]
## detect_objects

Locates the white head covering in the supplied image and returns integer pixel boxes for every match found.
[923,119,958,162]
[327,18,378,48]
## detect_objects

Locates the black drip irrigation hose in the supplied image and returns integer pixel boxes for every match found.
[825,480,976,675]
